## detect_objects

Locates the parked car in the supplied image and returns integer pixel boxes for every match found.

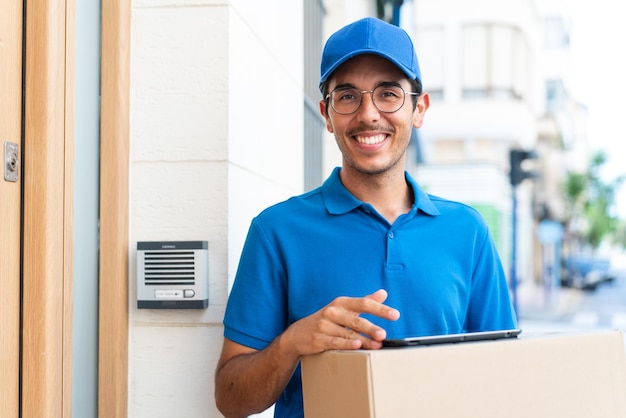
[561,257,615,291]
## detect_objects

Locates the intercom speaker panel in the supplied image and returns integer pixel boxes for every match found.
[137,241,208,309]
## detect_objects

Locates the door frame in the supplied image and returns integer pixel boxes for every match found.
[98,0,131,416]
[14,1,131,416]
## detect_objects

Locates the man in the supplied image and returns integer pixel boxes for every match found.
[215,17,517,418]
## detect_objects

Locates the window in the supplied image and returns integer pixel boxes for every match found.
[461,23,529,100]
[545,79,565,113]
[543,16,570,49]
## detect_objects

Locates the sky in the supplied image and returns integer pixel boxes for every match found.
[568,1,626,215]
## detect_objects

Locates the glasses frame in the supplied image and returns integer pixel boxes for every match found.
[325,85,420,115]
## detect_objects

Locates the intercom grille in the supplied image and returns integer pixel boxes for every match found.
[143,250,195,286]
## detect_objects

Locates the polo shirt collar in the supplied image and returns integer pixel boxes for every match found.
[322,167,440,216]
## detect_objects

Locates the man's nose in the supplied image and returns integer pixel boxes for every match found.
[356,90,380,120]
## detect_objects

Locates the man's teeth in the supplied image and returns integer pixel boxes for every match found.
[355,134,386,145]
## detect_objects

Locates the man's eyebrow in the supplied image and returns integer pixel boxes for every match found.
[377,81,403,88]
[332,83,357,90]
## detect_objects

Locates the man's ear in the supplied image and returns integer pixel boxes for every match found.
[413,92,430,129]
[320,100,334,133]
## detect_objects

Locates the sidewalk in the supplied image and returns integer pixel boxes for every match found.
[515,280,585,322]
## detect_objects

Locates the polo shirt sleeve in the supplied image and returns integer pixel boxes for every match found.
[465,229,518,331]
[222,217,289,351]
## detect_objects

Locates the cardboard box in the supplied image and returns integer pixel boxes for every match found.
[301,330,626,418]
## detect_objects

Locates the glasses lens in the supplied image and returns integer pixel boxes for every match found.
[330,88,361,114]
[329,85,407,114]
[373,85,405,113]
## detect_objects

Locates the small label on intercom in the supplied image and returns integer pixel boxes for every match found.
[155,289,184,299]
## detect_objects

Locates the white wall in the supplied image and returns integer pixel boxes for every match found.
[129,1,303,416]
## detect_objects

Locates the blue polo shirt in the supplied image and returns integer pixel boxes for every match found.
[223,167,516,418]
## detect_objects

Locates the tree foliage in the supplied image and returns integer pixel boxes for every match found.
[563,150,624,249]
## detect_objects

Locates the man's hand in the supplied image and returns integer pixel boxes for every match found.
[215,289,399,417]
[279,289,400,356]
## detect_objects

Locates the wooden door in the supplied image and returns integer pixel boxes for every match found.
[21,0,75,416]
[0,1,23,416]
[1,2,130,416]
[1,1,75,417]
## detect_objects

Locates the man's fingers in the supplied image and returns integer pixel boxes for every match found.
[343,326,358,340]
[339,313,388,343]
[304,291,401,352]
[348,291,400,321]
[365,288,389,303]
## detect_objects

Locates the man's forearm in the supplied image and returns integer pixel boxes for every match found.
[215,335,300,417]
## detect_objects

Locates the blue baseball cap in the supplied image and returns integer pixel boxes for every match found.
[319,17,421,91]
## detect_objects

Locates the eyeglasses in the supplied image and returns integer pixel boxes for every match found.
[326,85,419,115]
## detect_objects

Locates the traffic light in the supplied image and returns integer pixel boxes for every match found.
[509,149,537,186]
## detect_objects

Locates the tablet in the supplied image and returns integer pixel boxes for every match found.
[382,328,522,348]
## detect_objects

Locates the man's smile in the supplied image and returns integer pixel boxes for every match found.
[354,133,388,145]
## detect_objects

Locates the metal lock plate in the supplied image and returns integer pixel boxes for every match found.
[4,141,19,182]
